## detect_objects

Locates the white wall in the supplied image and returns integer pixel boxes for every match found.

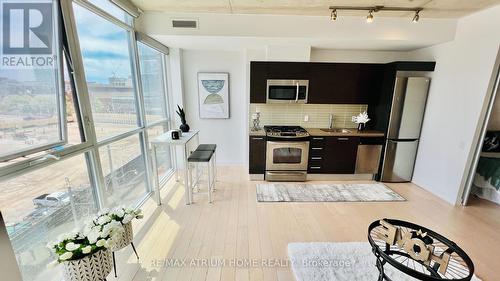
[181,50,246,165]
[409,5,500,204]
[311,49,410,63]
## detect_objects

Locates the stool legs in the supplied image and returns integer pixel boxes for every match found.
[208,162,213,203]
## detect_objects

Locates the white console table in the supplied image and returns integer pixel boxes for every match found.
[151,130,199,205]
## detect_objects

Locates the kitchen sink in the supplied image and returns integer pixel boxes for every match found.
[320,128,352,133]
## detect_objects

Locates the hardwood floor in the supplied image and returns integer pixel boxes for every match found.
[115,166,500,281]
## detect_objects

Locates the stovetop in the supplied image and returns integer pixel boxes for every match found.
[264,126,310,138]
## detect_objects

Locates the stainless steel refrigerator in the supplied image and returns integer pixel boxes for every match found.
[381,77,430,182]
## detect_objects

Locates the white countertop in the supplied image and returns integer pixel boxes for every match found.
[151,130,199,145]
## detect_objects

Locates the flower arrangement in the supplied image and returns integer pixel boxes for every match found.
[46,225,121,268]
[352,111,371,124]
[47,207,143,267]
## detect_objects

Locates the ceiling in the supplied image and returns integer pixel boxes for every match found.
[131,0,500,18]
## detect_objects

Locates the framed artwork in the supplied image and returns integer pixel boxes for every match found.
[197,72,230,119]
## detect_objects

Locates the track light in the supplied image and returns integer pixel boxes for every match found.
[330,9,338,21]
[329,6,423,23]
[366,10,374,23]
[412,10,420,23]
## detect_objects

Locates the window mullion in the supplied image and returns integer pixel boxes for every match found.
[60,0,105,209]
[130,31,154,194]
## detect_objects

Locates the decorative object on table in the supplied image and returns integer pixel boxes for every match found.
[46,222,123,281]
[368,219,475,281]
[176,105,190,132]
[256,183,405,202]
[197,72,230,119]
[251,111,261,131]
[87,207,143,278]
[287,242,482,281]
[171,130,180,140]
[352,111,370,131]
[482,131,500,152]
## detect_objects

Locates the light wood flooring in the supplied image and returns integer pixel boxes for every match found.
[113,166,500,281]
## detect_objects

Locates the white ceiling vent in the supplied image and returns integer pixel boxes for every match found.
[172,19,198,29]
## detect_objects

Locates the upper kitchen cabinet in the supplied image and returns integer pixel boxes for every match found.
[250,61,310,103]
[308,63,361,104]
[250,61,385,104]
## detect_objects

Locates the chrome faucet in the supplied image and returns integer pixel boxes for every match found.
[328,114,334,129]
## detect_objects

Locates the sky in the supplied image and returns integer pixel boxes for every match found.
[0,0,133,85]
[73,2,133,84]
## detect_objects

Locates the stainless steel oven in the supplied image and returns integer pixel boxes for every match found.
[266,79,309,103]
[266,141,309,181]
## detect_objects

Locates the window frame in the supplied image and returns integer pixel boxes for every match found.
[1,0,173,208]
[0,0,68,162]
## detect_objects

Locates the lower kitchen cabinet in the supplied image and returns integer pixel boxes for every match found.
[308,136,359,174]
[249,136,267,174]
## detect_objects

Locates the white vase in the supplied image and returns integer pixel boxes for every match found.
[62,249,112,281]
[111,222,134,251]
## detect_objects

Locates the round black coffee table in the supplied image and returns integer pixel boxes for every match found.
[368,219,474,281]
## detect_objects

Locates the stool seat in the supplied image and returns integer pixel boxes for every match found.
[196,144,217,151]
[188,150,213,162]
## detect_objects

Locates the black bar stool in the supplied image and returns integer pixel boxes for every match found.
[195,144,217,183]
[187,150,215,203]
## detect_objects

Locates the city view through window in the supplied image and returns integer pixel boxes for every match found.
[0,1,171,280]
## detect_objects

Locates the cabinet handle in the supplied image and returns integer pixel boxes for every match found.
[312,137,324,140]
[311,147,323,150]
[252,137,264,140]
[311,157,322,160]
[310,166,322,169]
[337,137,349,141]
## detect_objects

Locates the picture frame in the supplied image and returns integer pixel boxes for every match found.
[197,72,230,119]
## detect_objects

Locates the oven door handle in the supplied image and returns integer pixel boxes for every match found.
[295,82,299,103]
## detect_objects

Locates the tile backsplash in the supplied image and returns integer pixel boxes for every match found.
[249,103,368,129]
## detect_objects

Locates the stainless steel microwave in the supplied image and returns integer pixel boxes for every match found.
[266,79,309,103]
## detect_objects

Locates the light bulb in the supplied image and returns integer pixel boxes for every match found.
[330,9,338,21]
[366,10,374,23]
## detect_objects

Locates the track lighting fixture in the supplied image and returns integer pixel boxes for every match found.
[330,9,338,21]
[366,10,374,23]
[412,10,420,23]
[329,6,423,23]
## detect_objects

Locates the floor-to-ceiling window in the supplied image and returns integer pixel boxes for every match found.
[0,0,171,280]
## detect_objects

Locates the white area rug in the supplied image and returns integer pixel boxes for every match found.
[256,183,405,202]
[287,242,481,281]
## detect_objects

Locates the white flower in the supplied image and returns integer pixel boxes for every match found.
[65,242,80,251]
[105,239,115,249]
[47,260,59,269]
[97,208,110,216]
[82,246,92,254]
[97,215,112,225]
[59,252,73,261]
[96,239,107,247]
[122,214,134,224]
[113,208,125,218]
[88,231,101,244]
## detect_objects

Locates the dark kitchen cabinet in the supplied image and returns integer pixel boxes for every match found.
[308,63,361,104]
[308,136,359,174]
[249,61,390,104]
[250,62,268,103]
[249,136,267,174]
[250,62,310,103]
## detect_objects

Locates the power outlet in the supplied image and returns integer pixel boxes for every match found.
[304,115,309,122]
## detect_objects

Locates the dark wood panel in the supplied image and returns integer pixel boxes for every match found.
[249,136,267,174]
[323,136,360,174]
[308,136,359,174]
[308,63,361,104]
[250,62,268,103]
